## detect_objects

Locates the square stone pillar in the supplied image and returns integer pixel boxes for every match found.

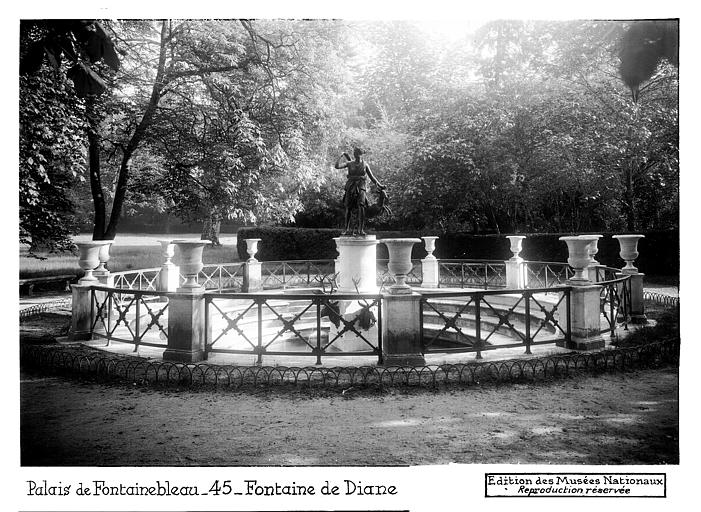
[243,260,262,292]
[69,283,94,341]
[164,291,209,363]
[587,265,600,283]
[159,263,180,292]
[381,293,425,366]
[421,257,439,288]
[623,270,647,324]
[95,272,114,287]
[560,284,605,351]
[505,259,527,289]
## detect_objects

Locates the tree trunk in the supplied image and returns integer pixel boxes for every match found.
[86,97,107,240]
[487,206,501,234]
[201,215,222,246]
[625,163,637,231]
[104,21,170,240]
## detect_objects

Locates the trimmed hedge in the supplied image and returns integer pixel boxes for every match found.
[236,227,343,261]
[236,227,427,260]
[236,227,679,275]
[435,231,680,275]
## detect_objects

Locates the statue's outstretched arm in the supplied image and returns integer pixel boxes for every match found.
[365,164,385,189]
[334,152,351,169]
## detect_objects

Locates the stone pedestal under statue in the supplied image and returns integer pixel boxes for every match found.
[331,236,380,352]
[334,236,380,293]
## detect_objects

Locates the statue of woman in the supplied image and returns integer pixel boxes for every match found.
[334,147,386,236]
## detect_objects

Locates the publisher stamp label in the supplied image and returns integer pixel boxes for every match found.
[485,473,666,498]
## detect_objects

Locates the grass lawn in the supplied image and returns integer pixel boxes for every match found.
[20,233,240,279]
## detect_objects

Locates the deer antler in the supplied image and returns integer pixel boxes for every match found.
[352,278,377,330]
[321,272,339,294]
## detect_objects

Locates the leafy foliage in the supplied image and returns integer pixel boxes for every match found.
[20,20,119,97]
[19,63,86,253]
[20,19,678,249]
[326,20,678,234]
[85,20,351,243]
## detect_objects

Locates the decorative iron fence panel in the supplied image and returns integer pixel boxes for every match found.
[90,285,169,351]
[260,260,337,290]
[643,291,679,307]
[112,268,162,291]
[20,338,679,388]
[599,269,632,335]
[421,286,571,357]
[195,263,246,291]
[437,260,506,289]
[204,292,383,365]
[524,261,573,289]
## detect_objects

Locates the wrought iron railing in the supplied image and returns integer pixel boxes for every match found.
[20,298,72,319]
[204,291,383,365]
[195,263,245,291]
[524,261,574,289]
[438,260,506,289]
[112,268,162,291]
[598,268,632,335]
[90,285,169,351]
[420,286,571,357]
[80,258,639,365]
[595,265,620,283]
[644,291,679,307]
[21,338,680,388]
[260,260,337,290]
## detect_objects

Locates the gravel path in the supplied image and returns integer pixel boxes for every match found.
[20,367,678,466]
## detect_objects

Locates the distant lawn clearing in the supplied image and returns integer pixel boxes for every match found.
[20,233,240,279]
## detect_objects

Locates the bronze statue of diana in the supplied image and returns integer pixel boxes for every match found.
[334,147,390,236]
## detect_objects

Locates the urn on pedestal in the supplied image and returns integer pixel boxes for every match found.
[578,234,603,265]
[95,241,114,274]
[559,236,599,283]
[76,241,111,283]
[158,240,176,265]
[506,235,526,261]
[245,238,262,262]
[157,240,180,292]
[173,240,211,291]
[421,236,438,260]
[381,238,421,294]
[612,234,645,273]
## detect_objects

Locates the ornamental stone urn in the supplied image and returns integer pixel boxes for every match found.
[559,236,599,283]
[76,241,111,283]
[382,238,421,294]
[157,240,180,292]
[173,240,211,291]
[421,236,439,288]
[95,241,114,274]
[506,235,526,261]
[578,234,603,265]
[421,236,438,260]
[158,240,176,265]
[612,234,645,273]
[245,238,262,262]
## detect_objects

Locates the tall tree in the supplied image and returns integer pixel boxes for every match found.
[88,20,349,241]
[19,69,85,252]
[19,20,119,252]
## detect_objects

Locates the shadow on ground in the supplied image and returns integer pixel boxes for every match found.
[20,367,678,466]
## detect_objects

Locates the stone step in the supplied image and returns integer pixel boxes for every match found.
[421,308,559,337]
